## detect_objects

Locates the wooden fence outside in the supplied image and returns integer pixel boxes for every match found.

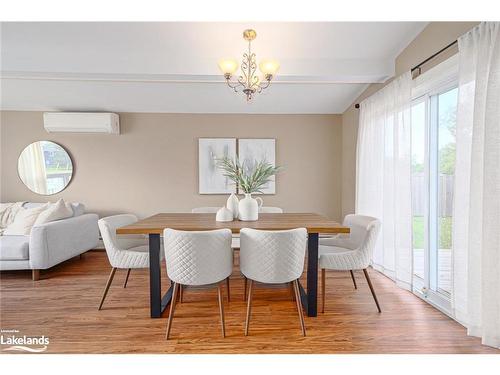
[412,174,454,217]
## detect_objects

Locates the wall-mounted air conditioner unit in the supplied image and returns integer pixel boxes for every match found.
[43,112,120,134]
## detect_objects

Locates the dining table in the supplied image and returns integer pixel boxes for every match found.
[116,212,350,318]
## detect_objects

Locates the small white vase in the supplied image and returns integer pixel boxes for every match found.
[216,206,233,222]
[226,193,239,219]
[238,193,263,221]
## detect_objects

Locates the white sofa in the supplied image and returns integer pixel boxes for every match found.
[0,202,99,280]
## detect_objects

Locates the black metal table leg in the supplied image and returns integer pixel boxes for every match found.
[305,232,319,316]
[149,233,162,318]
[149,233,174,318]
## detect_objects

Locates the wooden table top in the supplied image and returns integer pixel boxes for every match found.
[116,213,350,235]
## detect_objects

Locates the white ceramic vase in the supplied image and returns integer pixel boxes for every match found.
[216,206,234,222]
[226,193,239,219]
[238,193,263,221]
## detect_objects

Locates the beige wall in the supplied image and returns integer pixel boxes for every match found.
[340,22,479,217]
[1,111,343,220]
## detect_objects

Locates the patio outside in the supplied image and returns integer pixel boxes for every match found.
[412,214,452,293]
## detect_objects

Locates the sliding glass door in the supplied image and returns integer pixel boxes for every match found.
[411,84,458,313]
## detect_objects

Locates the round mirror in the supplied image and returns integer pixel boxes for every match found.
[17,141,73,195]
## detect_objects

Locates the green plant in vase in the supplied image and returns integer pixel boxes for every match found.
[216,157,281,221]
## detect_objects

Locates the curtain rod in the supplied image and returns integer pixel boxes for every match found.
[354,39,458,109]
[411,39,458,73]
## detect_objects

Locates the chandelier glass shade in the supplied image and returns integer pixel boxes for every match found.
[218,29,279,101]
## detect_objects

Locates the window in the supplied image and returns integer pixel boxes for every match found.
[410,56,458,313]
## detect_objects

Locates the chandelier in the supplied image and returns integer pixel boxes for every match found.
[218,29,280,101]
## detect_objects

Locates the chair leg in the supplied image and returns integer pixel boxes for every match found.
[217,283,226,338]
[98,267,117,310]
[321,268,326,313]
[363,268,381,313]
[350,270,357,289]
[226,277,231,302]
[244,279,254,336]
[179,284,183,303]
[32,269,40,281]
[243,276,248,301]
[289,282,295,301]
[166,283,180,339]
[293,279,306,336]
[123,269,131,288]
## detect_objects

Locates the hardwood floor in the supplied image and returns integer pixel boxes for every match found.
[0,251,497,354]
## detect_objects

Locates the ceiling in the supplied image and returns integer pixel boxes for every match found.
[0,22,427,114]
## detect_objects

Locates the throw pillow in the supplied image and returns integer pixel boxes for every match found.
[34,198,73,226]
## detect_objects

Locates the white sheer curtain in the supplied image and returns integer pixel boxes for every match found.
[452,22,500,349]
[356,72,413,290]
[18,142,48,195]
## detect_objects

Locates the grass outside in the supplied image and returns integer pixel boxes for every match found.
[413,216,452,249]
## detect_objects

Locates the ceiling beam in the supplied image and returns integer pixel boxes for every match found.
[1,57,393,85]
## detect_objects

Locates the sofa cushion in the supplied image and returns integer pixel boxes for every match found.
[0,235,30,260]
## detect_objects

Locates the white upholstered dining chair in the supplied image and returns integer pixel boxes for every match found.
[319,214,381,313]
[190,206,285,303]
[190,207,233,301]
[229,206,285,250]
[163,228,233,339]
[97,214,152,310]
[240,228,308,336]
